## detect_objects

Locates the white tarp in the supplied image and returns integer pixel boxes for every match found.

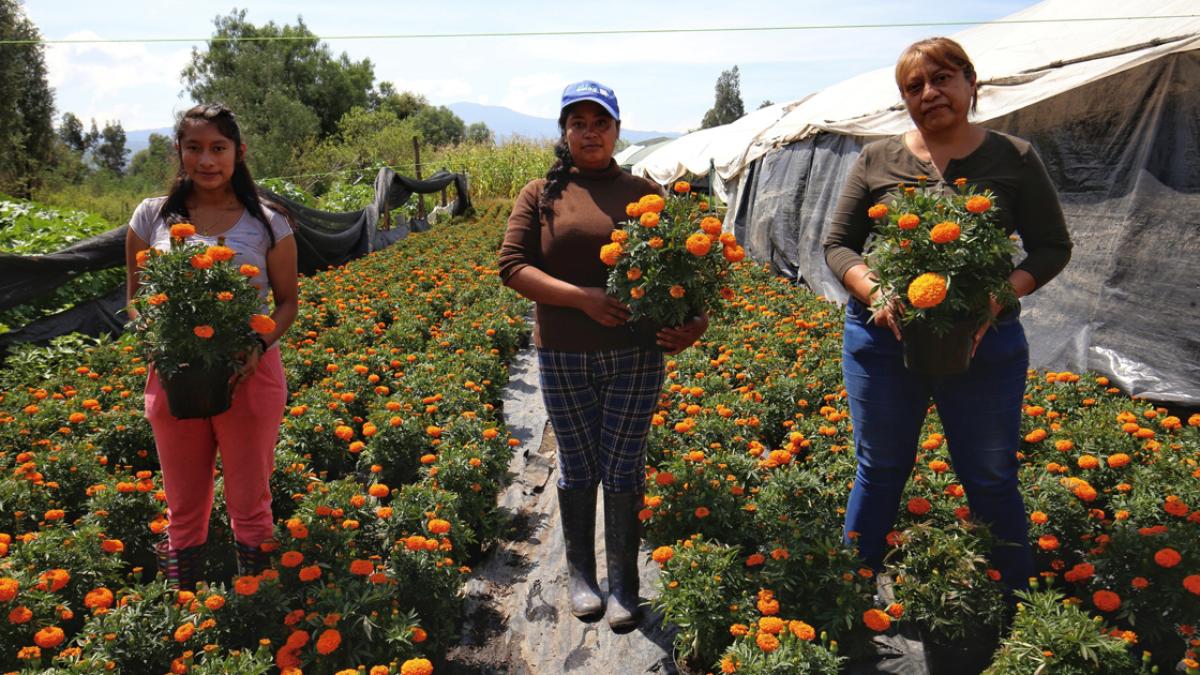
[633,0,1200,197]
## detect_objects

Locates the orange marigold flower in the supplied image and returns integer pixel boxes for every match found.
[639,194,666,213]
[206,245,235,261]
[626,267,642,281]
[648,236,664,249]
[193,325,215,339]
[639,211,660,228]
[216,291,234,302]
[249,314,276,335]
[428,518,451,535]
[1037,534,1059,551]
[686,233,713,256]
[906,273,947,309]
[190,254,214,270]
[757,596,780,615]
[234,575,259,595]
[298,565,322,582]
[790,620,816,641]
[239,264,260,277]
[867,204,889,219]
[1077,455,1099,470]
[350,559,374,576]
[755,631,780,652]
[101,539,124,553]
[651,546,674,565]
[630,286,645,299]
[174,622,195,642]
[1107,453,1131,468]
[34,625,65,648]
[655,471,676,486]
[729,623,750,637]
[864,608,892,632]
[400,658,434,675]
[599,242,623,266]
[316,628,341,655]
[1164,496,1189,517]
[701,216,722,235]
[907,497,932,515]
[758,616,785,634]
[204,594,225,611]
[965,195,992,213]
[669,285,686,299]
[148,293,168,306]
[83,587,113,609]
[897,213,920,230]
[609,229,629,244]
[625,202,643,218]
[1030,511,1049,524]
[135,249,151,266]
[723,245,746,262]
[930,221,961,244]
[745,553,766,567]
[1025,428,1048,443]
[170,223,196,239]
[1154,548,1182,568]
[673,181,691,193]
[1093,589,1121,612]
[280,551,304,568]
[1183,575,1200,595]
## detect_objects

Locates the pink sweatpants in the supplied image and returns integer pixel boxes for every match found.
[144,348,288,550]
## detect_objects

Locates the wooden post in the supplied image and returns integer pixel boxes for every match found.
[441,185,448,207]
[413,136,425,220]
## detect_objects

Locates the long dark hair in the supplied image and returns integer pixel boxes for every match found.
[538,109,576,218]
[158,103,277,247]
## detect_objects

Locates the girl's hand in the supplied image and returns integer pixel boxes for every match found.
[578,287,631,327]
[971,296,1004,357]
[657,312,709,355]
[230,343,263,387]
[871,293,904,341]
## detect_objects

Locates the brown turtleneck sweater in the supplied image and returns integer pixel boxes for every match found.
[499,160,663,350]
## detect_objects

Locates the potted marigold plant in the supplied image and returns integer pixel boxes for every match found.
[864,178,1018,375]
[129,222,275,418]
[601,182,741,349]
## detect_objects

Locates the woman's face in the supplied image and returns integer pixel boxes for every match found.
[564,101,618,170]
[178,121,243,192]
[899,56,975,135]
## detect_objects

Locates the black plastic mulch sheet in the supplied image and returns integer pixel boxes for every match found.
[728,50,1200,406]
[0,167,471,350]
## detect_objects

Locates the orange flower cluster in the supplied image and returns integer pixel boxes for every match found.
[906,273,948,309]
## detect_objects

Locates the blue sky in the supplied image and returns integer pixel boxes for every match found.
[26,0,1037,133]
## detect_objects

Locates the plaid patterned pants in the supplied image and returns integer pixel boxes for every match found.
[538,347,665,493]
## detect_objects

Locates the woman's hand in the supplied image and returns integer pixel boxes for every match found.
[870,293,904,341]
[971,296,1004,357]
[230,343,264,387]
[578,287,631,327]
[657,312,709,355]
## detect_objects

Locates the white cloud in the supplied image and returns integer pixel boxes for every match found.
[500,73,570,118]
[377,77,474,103]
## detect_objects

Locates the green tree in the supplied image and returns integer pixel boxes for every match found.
[94,121,128,174]
[58,112,91,154]
[128,132,176,189]
[293,107,418,194]
[758,99,774,109]
[700,66,745,129]
[0,0,56,197]
[182,9,376,176]
[465,122,493,145]
[412,106,466,148]
[371,83,428,120]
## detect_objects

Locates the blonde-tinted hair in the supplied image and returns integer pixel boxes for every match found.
[895,37,978,111]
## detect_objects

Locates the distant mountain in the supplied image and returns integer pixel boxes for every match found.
[447,102,680,144]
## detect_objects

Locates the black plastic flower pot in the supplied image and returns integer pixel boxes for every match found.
[162,364,235,419]
[629,317,669,352]
[901,318,978,377]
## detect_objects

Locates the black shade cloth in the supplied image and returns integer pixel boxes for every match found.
[727,51,1200,405]
[0,167,470,350]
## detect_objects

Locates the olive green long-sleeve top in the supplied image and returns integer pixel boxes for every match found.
[499,160,662,351]
[824,130,1072,290]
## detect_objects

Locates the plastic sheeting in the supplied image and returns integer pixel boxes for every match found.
[0,167,471,349]
[728,51,1200,406]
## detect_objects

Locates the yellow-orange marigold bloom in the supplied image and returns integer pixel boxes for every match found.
[316,628,341,655]
[83,587,113,609]
[723,245,746,262]
[193,325,215,339]
[9,605,33,624]
[249,314,276,335]
[729,623,750,637]
[206,245,235,262]
[755,631,780,652]
[701,216,722,235]
[1077,455,1099,470]
[639,194,666,213]
[174,622,195,642]
[686,233,713,256]
[648,236,664,249]
[610,229,629,244]
[239,264,260,277]
[625,266,642,281]
[930,221,961,244]
[148,293,168,306]
[190,254,214,270]
[599,242,623,266]
[1025,428,1048,443]
[907,273,947,309]
[790,620,816,641]
[758,616,785,634]
[669,285,686,299]
[204,594,225,611]
[1093,589,1121,612]
[400,658,434,675]
[1030,511,1048,524]
[626,202,643,218]
[428,518,451,535]
[864,608,892,632]
[757,596,779,615]
[745,552,766,567]
[966,195,992,213]
[216,291,234,302]
[630,286,645,299]
[170,223,196,239]
[135,249,151,266]
[34,625,65,648]
[639,211,660,228]
[369,483,390,498]
[651,546,674,565]
[720,656,738,674]
[897,213,920,230]
[673,181,691,193]
[867,204,889,219]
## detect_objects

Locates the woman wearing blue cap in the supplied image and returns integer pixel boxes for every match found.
[499,80,708,630]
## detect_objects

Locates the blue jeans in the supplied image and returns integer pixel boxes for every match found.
[841,298,1033,591]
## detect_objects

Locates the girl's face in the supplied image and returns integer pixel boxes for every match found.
[177,121,243,192]
[900,56,975,135]
[563,101,619,171]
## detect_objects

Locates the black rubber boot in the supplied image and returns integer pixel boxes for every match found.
[155,539,205,591]
[558,485,604,619]
[603,490,643,632]
[234,540,273,577]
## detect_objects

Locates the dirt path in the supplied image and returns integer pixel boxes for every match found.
[444,345,679,675]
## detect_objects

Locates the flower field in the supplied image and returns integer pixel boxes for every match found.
[0,200,1197,674]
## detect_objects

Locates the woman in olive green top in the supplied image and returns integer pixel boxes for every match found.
[823,37,1072,595]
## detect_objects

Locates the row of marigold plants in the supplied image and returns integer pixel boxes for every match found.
[636,262,1198,674]
[0,203,532,674]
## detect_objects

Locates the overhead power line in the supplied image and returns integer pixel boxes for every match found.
[2,15,1197,46]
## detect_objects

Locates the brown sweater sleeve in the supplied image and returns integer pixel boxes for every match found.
[823,152,873,284]
[498,180,543,285]
[1012,147,1072,289]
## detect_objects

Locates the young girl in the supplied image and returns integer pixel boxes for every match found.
[125,103,298,589]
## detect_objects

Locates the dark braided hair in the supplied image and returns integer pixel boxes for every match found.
[159,103,277,247]
[538,109,576,218]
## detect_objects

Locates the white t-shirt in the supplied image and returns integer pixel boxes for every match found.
[129,196,294,308]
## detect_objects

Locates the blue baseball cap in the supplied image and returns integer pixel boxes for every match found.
[560,80,620,120]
